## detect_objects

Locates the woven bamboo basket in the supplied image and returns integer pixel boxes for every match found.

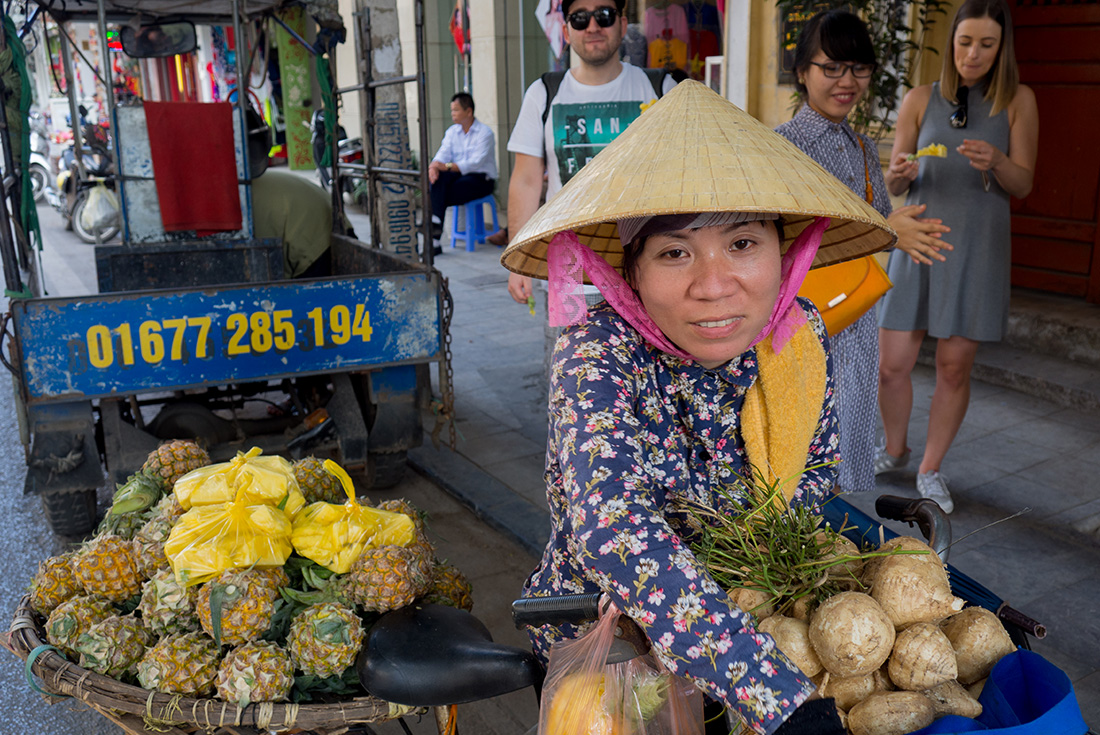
[4,594,441,735]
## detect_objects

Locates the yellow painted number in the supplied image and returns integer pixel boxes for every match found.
[139,321,165,363]
[353,304,372,341]
[250,311,273,353]
[86,325,113,368]
[273,309,294,350]
[226,313,249,356]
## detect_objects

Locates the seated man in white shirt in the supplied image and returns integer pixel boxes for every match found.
[428,92,498,254]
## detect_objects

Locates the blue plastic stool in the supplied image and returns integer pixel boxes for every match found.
[450,194,500,251]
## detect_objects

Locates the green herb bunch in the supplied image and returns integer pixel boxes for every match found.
[681,468,883,620]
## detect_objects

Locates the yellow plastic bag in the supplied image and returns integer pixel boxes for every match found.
[291,460,417,573]
[174,447,306,519]
[164,479,294,586]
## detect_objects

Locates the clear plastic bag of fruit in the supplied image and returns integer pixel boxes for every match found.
[291,460,417,573]
[538,598,704,735]
[164,476,294,585]
[173,447,306,518]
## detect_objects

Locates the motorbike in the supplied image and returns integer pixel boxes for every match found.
[28,111,52,203]
[309,108,365,205]
[54,115,120,243]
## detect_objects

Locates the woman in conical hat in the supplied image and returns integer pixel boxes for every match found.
[503,81,894,735]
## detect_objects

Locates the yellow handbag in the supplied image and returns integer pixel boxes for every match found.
[797,136,893,336]
[798,255,892,336]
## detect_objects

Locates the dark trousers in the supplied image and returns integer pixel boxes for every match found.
[429,171,495,221]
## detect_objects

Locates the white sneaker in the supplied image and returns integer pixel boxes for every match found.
[873,445,911,475]
[916,470,954,514]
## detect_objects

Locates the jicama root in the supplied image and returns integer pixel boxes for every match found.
[848,691,936,735]
[940,607,1016,685]
[808,592,895,677]
[887,623,958,691]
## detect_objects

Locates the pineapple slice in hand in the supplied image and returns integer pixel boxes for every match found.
[907,143,948,161]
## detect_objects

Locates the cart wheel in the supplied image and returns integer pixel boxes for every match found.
[368,450,407,490]
[41,488,99,537]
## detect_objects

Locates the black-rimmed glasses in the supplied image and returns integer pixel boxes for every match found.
[950,85,969,129]
[566,7,619,30]
[808,61,876,79]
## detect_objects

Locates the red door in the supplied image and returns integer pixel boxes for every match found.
[1010,4,1100,301]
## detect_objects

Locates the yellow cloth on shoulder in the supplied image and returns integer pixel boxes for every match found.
[741,321,828,505]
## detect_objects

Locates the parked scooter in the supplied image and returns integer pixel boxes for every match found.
[55,115,119,243]
[28,110,52,203]
[309,108,365,205]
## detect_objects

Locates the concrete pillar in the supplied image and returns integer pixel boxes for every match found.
[725,0,751,108]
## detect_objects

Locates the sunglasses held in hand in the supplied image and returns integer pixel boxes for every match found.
[566,7,619,30]
[950,86,969,129]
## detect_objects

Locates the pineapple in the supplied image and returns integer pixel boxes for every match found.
[106,470,166,518]
[286,602,364,678]
[136,630,221,696]
[138,569,200,636]
[142,439,210,491]
[95,507,153,541]
[28,552,84,615]
[375,498,427,532]
[293,456,345,504]
[424,561,474,611]
[216,641,294,708]
[45,595,115,656]
[338,544,433,613]
[196,569,279,646]
[133,494,185,578]
[74,614,153,678]
[251,566,290,592]
[72,535,144,603]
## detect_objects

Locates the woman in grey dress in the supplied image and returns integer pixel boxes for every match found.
[776,10,951,494]
[876,0,1039,512]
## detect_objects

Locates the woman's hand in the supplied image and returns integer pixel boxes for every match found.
[887,152,920,187]
[774,696,846,735]
[888,203,953,265]
[957,139,1007,172]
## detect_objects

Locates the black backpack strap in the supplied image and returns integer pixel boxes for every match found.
[643,68,669,99]
[540,71,567,129]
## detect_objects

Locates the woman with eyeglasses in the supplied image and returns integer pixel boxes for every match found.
[875,0,1039,512]
[775,10,952,497]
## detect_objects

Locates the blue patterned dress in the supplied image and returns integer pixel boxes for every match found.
[775,105,892,493]
[522,301,840,735]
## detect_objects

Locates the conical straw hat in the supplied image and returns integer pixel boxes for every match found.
[502,80,896,281]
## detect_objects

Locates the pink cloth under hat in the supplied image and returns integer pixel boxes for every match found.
[548,215,829,356]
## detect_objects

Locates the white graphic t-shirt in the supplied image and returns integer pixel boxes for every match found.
[507,63,676,198]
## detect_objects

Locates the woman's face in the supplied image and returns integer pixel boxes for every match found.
[803,51,871,124]
[953,16,1003,87]
[633,221,782,368]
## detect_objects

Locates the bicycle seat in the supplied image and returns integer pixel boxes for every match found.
[356,603,544,706]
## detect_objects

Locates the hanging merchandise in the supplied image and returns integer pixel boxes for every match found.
[210,26,237,101]
[2,15,42,258]
[535,0,566,60]
[645,3,688,72]
[448,0,469,55]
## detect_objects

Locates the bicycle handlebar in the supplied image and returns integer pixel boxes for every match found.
[511,593,602,629]
[875,494,953,561]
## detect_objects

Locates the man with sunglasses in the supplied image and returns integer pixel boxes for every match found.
[504,0,676,304]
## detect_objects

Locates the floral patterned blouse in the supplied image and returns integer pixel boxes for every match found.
[522,300,839,735]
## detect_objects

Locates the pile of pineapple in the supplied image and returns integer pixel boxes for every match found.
[25,441,474,710]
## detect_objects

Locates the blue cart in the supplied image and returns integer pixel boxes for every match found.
[0,0,446,535]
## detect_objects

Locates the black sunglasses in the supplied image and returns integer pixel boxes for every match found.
[566,7,619,30]
[950,85,969,129]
